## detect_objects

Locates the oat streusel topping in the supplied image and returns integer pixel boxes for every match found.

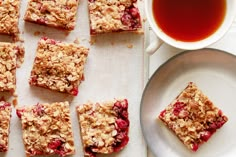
[29,37,89,96]
[0,42,25,93]
[77,99,129,157]
[0,101,11,152]
[88,0,142,34]
[16,102,75,156]
[24,0,79,30]
[0,0,21,35]
[159,82,228,151]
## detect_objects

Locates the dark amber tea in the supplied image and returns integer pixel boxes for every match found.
[153,0,226,42]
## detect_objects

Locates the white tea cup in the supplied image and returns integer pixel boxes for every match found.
[145,0,236,55]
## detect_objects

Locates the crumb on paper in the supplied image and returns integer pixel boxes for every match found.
[89,38,96,45]
[74,38,80,44]
[143,18,147,23]
[34,31,41,36]
[126,43,133,48]
[13,92,18,97]
[12,98,17,107]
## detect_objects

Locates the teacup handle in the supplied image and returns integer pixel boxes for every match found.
[146,33,164,55]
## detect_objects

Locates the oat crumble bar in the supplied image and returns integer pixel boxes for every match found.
[0,0,21,35]
[29,37,89,96]
[0,42,24,93]
[24,0,79,30]
[158,82,228,151]
[77,99,129,157]
[88,0,142,35]
[0,101,12,152]
[16,102,75,156]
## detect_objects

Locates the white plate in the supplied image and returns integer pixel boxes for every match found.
[141,49,236,157]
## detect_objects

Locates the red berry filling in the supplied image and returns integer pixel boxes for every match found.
[0,144,7,152]
[116,119,129,130]
[159,109,166,117]
[207,119,226,132]
[0,102,11,110]
[48,139,62,150]
[200,131,212,142]
[33,103,45,116]
[36,18,46,24]
[85,147,96,157]
[113,100,129,152]
[113,133,129,152]
[16,109,25,118]
[121,6,141,29]
[192,143,199,152]
[70,87,79,96]
[173,101,185,116]
[48,138,67,156]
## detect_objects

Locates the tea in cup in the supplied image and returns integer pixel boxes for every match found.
[145,0,236,54]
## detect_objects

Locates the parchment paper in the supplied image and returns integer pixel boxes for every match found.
[0,0,147,156]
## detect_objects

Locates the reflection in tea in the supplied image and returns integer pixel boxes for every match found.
[153,0,226,42]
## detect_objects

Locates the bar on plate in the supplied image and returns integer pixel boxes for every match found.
[76,99,129,157]
[29,37,89,96]
[158,82,228,151]
[16,102,75,156]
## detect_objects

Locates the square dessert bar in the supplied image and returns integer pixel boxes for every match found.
[77,99,129,157]
[0,0,21,35]
[29,37,89,96]
[0,42,24,93]
[16,102,75,156]
[88,0,142,35]
[159,82,228,151]
[0,101,12,152]
[24,0,79,30]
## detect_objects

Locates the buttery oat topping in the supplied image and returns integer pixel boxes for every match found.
[16,102,75,157]
[77,99,129,157]
[29,37,89,96]
[0,42,25,93]
[0,101,11,152]
[159,82,228,151]
[88,0,142,35]
[0,0,21,35]
[24,0,79,30]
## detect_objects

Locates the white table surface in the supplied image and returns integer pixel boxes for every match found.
[146,19,236,157]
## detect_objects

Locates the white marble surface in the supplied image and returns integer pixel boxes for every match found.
[147,19,236,157]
